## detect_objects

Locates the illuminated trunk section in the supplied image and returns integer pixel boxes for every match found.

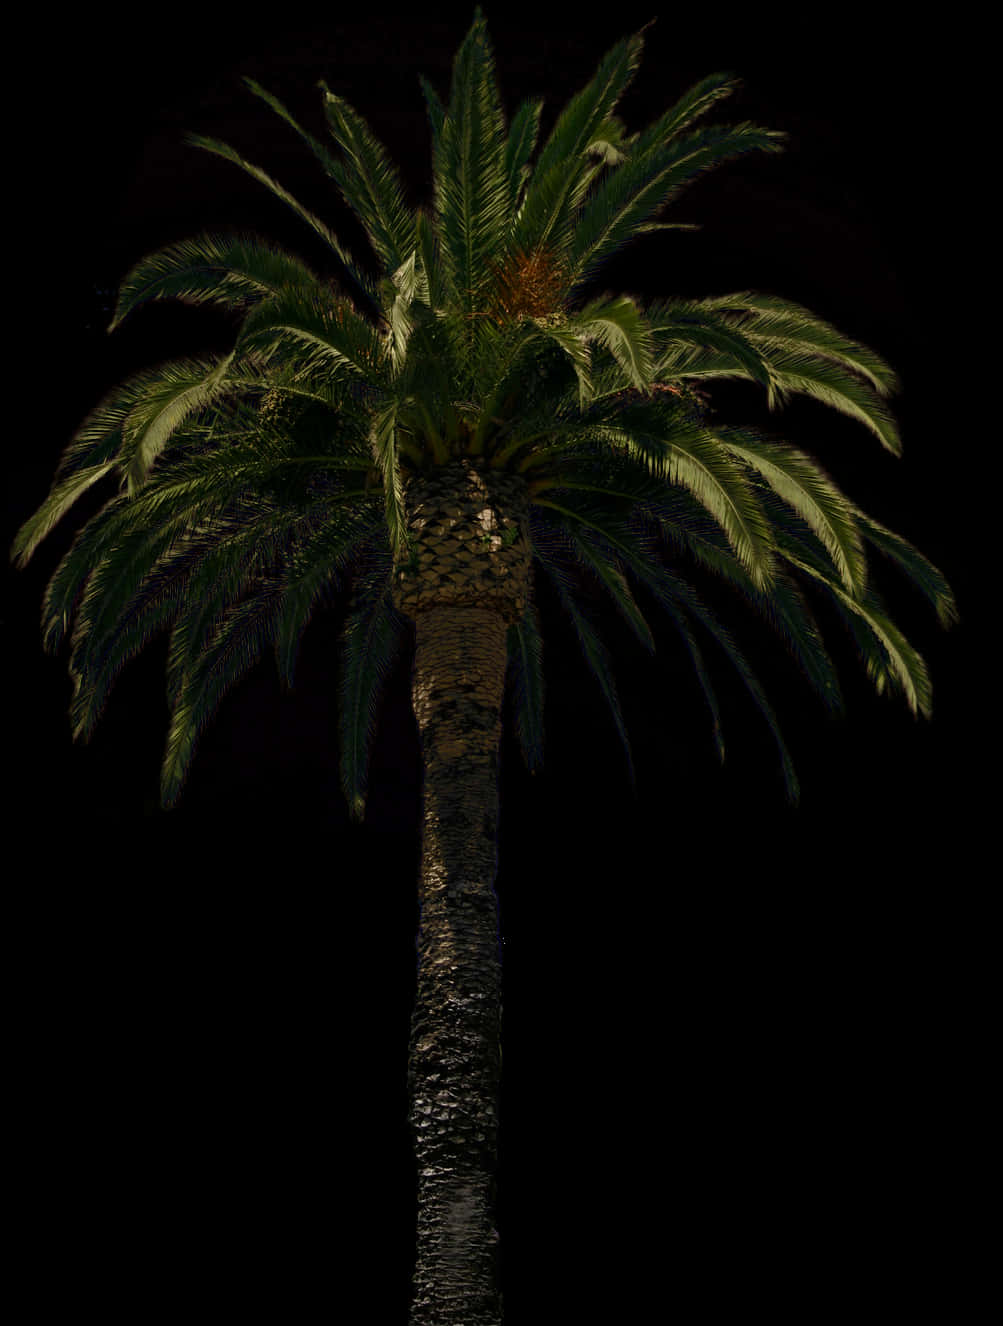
[407,605,508,1324]
[394,459,531,1323]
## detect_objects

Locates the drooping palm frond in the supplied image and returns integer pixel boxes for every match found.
[537,413,779,592]
[337,558,408,821]
[506,588,546,775]
[527,469,803,798]
[715,426,868,597]
[572,295,655,391]
[107,233,325,332]
[160,578,287,809]
[652,291,902,452]
[853,510,959,630]
[533,524,637,787]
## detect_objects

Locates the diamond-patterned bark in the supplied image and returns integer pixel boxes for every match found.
[393,459,532,624]
[396,458,532,1323]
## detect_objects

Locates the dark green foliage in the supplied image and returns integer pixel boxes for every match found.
[12,10,957,818]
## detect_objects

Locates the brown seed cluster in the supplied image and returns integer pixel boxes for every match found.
[486,246,567,324]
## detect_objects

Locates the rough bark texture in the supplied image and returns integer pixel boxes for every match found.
[394,459,531,1324]
[407,605,508,1324]
[394,459,532,624]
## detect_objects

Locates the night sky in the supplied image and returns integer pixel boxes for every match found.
[9,9,977,1318]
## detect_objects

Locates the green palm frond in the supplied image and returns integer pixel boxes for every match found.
[570,113,786,292]
[13,12,956,822]
[432,7,511,322]
[697,290,900,395]
[756,352,901,455]
[748,565,845,714]
[183,130,378,310]
[717,426,868,596]
[161,578,286,809]
[272,508,386,691]
[505,96,544,216]
[39,474,232,661]
[469,322,548,454]
[68,505,296,743]
[662,291,902,452]
[645,298,777,397]
[637,480,846,714]
[11,460,119,572]
[235,286,387,385]
[633,70,743,149]
[536,533,636,787]
[854,509,959,629]
[572,295,654,391]
[419,71,446,152]
[414,207,447,310]
[11,348,255,569]
[119,352,237,494]
[649,563,801,803]
[385,251,423,372]
[367,396,408,564]
[531,321,594,409]
[506,589,546,774]
[653,588,727,767]
[107,233,323,332]
[514,20,650,262]
[783,544,933,717]
[315,80,417,275]
[563,524,656,653]
[38,411,370,660]
[530,472,795,798]
[548,413,777,591]
[338,564,406,822]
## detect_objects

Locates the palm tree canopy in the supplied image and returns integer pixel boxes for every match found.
[11,7,957,817]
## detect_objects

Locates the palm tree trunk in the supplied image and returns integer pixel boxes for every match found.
[407,603,508,1325]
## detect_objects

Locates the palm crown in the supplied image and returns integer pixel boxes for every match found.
[12,9,957,818]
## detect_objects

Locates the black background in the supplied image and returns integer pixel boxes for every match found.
[8,7,981,1319]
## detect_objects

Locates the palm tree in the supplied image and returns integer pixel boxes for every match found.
[11,10,957,1321]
